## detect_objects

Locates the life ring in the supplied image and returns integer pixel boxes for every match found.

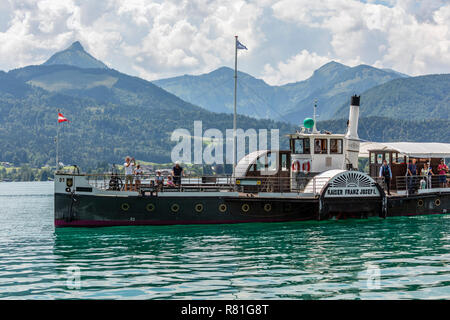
[291,160,301,171]
[219,203,227,213]
[302,161,311,173]
[292,160,311,173]
[146,203,155,212]
[121,203,130,211]
[241,203,250,213]
[417,199,424,207]
[264,203,272,212]
[195,203,204,213]
[435,199,441,207]
[171,203,180,213]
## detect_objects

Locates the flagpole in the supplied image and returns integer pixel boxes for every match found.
[233,36,237,181]
[56,108,60,171]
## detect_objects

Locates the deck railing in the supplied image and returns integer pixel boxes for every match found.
[394,174,449,194]
[82,173,333,195]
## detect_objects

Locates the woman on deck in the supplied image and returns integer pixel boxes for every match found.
[420,162,434,189]
[134,164,143,191]
[437,159,449,188]
[166,175,176,188]
[155,170,164,191]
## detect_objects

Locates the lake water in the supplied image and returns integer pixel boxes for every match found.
[0,181,450,299]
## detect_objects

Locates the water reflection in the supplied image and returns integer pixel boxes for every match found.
[1,182,450,299]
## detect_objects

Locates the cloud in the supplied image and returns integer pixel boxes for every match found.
[0,0,448,85]
[271,0,450,79]
[0,0,264,78]
[262,50,331,85]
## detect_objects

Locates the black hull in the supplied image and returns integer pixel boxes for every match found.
[55,191,450,227]
[387,192,449,216]
[54,192,390,227]
[55,193,319,227]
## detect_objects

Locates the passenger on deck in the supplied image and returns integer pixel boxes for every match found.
[166,175,176,188]
[124,156,135,191]
[172,162,184,186]
[379,160,392,195]
[420,162,434,189]
[437,159,449,188]
[155,170,164,190]
[406,159,417,194]
[134,164,143,191]
[314,140,321,153]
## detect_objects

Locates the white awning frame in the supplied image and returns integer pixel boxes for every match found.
[359,142,450,159]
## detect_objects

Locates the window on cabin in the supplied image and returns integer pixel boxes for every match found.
[392,152,399,164]
[292,138,310,154]
[264,152,277,171]
[281,153,288,171]
[376,153,383,164]
[314,139,328,154]
[330,139,343,154]
[256,157,264,171]
[256,153,277,172]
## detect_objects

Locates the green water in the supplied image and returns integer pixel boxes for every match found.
[0,181,450,299]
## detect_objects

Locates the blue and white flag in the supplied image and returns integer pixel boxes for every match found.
[236,40,248,50]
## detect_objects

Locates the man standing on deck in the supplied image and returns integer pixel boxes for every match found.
[124,156,135,191]
[407,159,417,195]
[172,162,184,187]
[379,160,392,195]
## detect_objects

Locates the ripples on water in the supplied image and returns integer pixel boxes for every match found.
[0,181,449,299]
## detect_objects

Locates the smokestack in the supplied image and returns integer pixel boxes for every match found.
[344,95,361,170]
[345,95,360,139]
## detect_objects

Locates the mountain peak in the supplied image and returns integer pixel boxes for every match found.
[43,41,108,69]
[68,41,84,51]
[316,61,348,72]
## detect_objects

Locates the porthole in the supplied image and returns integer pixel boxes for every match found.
[241,203,250,213]
[417,199,424,207]
[146,203,155,212]
[121,203,130,211]
[435,199,441,207]
[264,203,272,212]
[195,203,204,213]
[171,203,180,213]
[218,203,227,213]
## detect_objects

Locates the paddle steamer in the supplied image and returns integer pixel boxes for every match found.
[54,95,450,227]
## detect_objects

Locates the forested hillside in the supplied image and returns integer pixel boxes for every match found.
[0,42,448,175]
[334,74,450,120]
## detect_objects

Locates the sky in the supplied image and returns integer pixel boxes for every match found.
[0,0,449,85]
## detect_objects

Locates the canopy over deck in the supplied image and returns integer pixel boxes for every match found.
[359,142,450,159]
[235,150,270,178]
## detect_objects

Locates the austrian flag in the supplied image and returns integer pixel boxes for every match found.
[58,113,69,123]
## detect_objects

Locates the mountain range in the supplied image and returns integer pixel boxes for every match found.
[154,62,410,123]
[0,41,448,170]
[0,42,294,169]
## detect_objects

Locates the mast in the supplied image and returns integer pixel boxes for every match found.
[56,108,60,171]
[233,36,238,179]
[312,99,319,134]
